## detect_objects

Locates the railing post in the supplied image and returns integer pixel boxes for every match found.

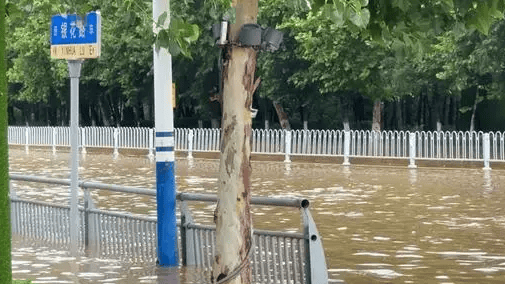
[373,131,379,156]
[284,130,291,163]
[25,126,29,153]
[81,128,87,154]
[113,127,119,159]
[188,129,194,159]
[343,130,351,166]
[83,188,90,249]
[302,207,328,284]
[436,132,441,159]
[83,187,100,258]
[302,130,307,154]
[52,127,57,155]
[148,128,155,159]
[10,181,17,234]
[483,133,491,170]
[180,201,196,266]
[408,132,417,169]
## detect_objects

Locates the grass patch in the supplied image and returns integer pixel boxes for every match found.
[13,280,32,284]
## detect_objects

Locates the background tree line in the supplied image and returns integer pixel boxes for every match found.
[5,0,505,131]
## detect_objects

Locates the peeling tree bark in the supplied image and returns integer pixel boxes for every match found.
[212,0,258,283]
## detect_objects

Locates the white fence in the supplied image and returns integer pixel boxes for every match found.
[8,126,505,168]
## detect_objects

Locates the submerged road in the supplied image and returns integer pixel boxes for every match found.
[9,149,505,283]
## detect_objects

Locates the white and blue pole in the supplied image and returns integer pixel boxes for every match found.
[154,0,178,266]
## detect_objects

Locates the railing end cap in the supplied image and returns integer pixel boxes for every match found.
[301,199,310,209]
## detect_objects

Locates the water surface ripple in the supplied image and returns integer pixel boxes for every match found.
[9,149,505,283]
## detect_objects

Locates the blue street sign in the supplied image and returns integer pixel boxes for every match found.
[51,11,99,45]
[50,11,101,59]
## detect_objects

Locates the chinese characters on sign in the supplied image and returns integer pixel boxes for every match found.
[50,11,101,59]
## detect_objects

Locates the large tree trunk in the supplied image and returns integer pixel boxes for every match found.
[454,95,461,128]
[470,88,479,132]
[338,95,352,130]
[212,0,257,283]
[273,101,291,130]
[372,99,383,131]
[98,97,111,126]
[443,96,450,129]
[142,95,153,123]
[396,99,403,130]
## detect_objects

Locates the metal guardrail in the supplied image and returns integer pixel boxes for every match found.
[8,126,505,167]
[9,174,328,284]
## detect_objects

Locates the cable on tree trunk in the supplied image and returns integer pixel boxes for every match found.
[214,234,253,283]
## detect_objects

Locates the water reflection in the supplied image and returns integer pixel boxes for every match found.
[12,235,207,283]
[9,149,505,283]
[483,170,493,194]
[187,157,194,169]
[408,168,417,186]
[284,162,291,176]
[155,267,180,284]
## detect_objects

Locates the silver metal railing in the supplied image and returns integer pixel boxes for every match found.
[9,174,328,284]
[8,126,505,168]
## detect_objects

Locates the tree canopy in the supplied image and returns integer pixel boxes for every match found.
[4,0,505,131]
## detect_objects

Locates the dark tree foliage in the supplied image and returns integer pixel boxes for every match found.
[5,0,505,130]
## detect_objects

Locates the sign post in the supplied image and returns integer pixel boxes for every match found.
[50,11,101,254]
[154,0,179,266]
[67,59,82,254]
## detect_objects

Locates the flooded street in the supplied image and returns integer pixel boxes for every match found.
[9,148,505,283]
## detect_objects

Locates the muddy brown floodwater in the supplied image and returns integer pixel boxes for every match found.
[9,148,505,283]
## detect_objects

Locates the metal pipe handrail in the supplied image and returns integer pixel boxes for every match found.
[81,181,156,196]
[9,174,157,196]
[87,208,158,223]
[10,174,71,186]
[10,197,70,210]
[178,192,309,208]
[10,174,310,208]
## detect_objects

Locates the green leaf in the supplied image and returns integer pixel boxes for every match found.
[186,24,200,42]
[349,8,370,29]
[157,11,168,28]
[168,40,181,57]
[323,5,345,26]
[156,29,170,49]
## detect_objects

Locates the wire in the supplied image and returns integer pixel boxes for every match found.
[214,233,253,284]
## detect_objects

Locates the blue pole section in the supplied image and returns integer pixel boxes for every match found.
[154,0,178,266]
